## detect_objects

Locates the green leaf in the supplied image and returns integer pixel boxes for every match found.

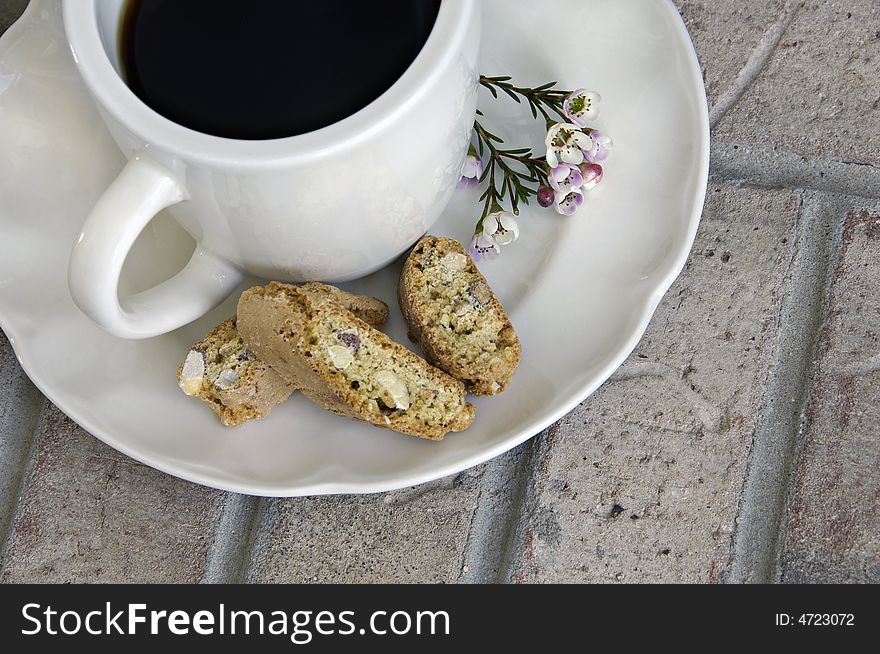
[481,127,505,143]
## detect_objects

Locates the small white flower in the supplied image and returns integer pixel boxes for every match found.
[458,153,484,187]
[482,210,519,246]
[582,130,613,163]
[563,89,601,128]
[469,233,500,261]
[554,187,585,216]
[545,122,593,168]
[548,163,584,194]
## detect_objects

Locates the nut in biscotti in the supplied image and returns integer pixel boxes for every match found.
[236,282,475,440]
[398,236,521,395]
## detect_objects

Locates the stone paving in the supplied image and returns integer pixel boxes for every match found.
[1,0,878,583]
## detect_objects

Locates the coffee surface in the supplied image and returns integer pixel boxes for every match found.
[121,0,439,140]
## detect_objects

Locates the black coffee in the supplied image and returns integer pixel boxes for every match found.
[121,0,440,140]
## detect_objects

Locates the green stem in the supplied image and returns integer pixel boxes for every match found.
[480,75,571,123]
[473,120,550,222]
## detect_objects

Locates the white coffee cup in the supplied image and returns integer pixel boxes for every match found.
[63,0,480,339]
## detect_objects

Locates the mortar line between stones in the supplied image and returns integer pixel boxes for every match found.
[708,0,804,127]
[458,435,542,583]
[710,143,880,199]
[241,498,281,583]
[774,196,880,583]
[0,396,48,579]
[499,430,553,584]
[217,496,275,584]
[201,493,263,584]
[723,191,846,583]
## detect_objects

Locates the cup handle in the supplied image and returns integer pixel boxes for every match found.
[68,156,244,339]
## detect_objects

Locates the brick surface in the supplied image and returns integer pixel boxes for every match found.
[1,1,879,585]
[1,406,223,583]
[714,0,880,163]
[674,0,785,106]
[510,185,799,583]
[251,471,484,583]
[781,208,880,583]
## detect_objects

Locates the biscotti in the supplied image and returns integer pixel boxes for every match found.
[237,282,475,440]
[399,236,520,395]
[177,316,295,427]
[178,284,389,427]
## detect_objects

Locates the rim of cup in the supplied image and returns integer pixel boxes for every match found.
[62,0,476,169]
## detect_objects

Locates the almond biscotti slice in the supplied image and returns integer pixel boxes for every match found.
[177,316,296,427]
[398,236,520,395]
[178,285,389,427]
[237,282,475,440]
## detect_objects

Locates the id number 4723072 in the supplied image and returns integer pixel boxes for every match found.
[775,614,855,626]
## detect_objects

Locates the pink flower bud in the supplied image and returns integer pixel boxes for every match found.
[578,163,603,190]
[537,186,554,208]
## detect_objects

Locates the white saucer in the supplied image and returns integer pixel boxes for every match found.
[0,0,708,496]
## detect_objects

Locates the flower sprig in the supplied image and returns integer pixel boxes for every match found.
[460,78,612,262]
